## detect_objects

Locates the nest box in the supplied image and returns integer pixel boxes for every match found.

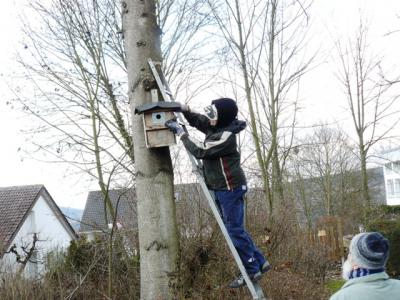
[134,101,182,148]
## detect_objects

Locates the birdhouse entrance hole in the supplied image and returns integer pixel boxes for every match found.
[152,112,166,125]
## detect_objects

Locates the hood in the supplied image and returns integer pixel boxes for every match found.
[222,119,246,134]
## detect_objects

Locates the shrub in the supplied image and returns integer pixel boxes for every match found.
[46,235,139,299]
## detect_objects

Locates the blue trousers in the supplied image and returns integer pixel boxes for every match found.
[214,186,267,275]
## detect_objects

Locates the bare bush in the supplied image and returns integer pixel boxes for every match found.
[0,189,334,299]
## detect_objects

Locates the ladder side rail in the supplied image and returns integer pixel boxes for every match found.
[148,59,173,103]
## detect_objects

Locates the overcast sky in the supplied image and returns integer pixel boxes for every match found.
[0,0,399,209]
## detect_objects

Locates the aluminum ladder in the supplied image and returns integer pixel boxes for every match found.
[147,58,267,300]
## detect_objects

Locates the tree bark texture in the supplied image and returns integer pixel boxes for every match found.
[123,1,179,299]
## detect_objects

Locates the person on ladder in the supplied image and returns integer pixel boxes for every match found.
[165,97,271,288]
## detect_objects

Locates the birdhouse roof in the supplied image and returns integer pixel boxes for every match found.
[134,101,181,114]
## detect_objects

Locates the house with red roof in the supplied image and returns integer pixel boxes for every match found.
[0,185,77,279]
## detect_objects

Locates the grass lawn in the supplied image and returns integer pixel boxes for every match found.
[325,278,345,295]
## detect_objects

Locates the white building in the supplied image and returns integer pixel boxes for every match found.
[0,185,77,279]
[380,147,400,205]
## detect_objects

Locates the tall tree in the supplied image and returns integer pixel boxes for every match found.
[291,126,359,218]
[254,0,313,213]
[122,1,179,298]
[14,0,213,297]
[336,20,400,216]
[208,0,313,214]
[16,2,132,296]
[15,0,209,296]
[207,0,272,210]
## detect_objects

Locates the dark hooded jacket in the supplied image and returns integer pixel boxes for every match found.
[181,111,247,190]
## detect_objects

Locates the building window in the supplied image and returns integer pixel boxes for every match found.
[387,179,394,198]
[385,161,400,175]
[395,179,400,197]
[394,162,400,174]
[385,163,393,175]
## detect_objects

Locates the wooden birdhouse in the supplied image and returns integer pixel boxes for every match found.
[134,101,182,148]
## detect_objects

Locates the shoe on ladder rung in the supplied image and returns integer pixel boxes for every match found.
[261,261,272,274]
[229,271,262,289]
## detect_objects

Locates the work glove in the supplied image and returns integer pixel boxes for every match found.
[165,119,185,136]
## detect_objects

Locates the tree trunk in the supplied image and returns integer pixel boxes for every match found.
[234,0,271,213]
[123,1,179,299]
[359,142,370,218]
[268,1,285,210]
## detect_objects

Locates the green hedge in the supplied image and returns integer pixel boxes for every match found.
[371,205,400,216]
[367,219,400,278]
